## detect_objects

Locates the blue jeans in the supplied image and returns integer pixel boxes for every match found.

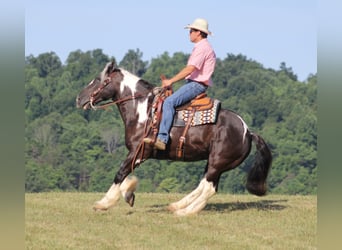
[158,80,208,143]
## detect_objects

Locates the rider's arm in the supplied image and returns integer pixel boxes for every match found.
[162,65,196,88]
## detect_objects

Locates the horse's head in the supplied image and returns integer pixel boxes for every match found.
[76,61,123,110]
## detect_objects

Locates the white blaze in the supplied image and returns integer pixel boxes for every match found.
[100,62,112,82]
[87,79,95,86]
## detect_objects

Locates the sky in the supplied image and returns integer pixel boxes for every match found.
[25,0,317,81]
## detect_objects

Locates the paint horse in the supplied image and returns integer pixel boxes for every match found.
[76,61,272,216]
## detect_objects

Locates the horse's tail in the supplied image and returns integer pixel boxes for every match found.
[246,132,272,196]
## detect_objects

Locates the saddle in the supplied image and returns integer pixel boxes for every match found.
[150,87,220,159]
[176,93,213,111]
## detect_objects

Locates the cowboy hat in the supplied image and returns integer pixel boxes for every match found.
[185,18,212,35]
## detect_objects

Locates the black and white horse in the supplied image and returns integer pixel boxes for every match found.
[76,61,272,216]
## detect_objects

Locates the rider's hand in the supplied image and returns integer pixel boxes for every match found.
[162,79,173,88]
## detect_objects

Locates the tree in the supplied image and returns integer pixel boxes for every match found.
[119,48,148,76]
[142,51,188,85]
[156,177,180,193]
[26,52,62,77]
[279,62,298,81]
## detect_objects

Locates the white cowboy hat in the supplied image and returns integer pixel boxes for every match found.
[185,18,212,35]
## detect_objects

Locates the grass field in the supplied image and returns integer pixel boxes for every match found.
[25,193,316,249]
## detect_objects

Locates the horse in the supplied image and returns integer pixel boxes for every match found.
[76,61,272,216]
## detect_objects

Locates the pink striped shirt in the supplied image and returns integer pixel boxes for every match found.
[186,38,216,86]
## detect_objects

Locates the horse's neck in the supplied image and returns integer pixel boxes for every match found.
[115,71,155,131]
[116,88,153,129]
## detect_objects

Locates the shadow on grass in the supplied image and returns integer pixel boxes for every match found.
[147,199,287,213]
[146,204,169,213]
[203,199,288,212]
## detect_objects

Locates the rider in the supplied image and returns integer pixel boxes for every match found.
[144,18,216,150]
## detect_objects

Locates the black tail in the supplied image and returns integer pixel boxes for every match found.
[246,133,272,196]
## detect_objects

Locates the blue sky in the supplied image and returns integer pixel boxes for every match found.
[25,0,316,81]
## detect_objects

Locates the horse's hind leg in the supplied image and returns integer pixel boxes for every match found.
[173,178,216,216]
[168,178,206,212]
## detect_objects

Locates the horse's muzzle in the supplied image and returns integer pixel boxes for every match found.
[76,96,90,110]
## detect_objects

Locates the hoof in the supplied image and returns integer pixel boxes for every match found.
[174,209,197,217]
[173,209,187,217]
[93,202,109,211]
[125,192,135,207]
[167,203,178,212]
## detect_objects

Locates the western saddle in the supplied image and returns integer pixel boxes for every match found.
[150,87,214,159]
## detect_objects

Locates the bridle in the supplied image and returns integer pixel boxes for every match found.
[89,72,145,110]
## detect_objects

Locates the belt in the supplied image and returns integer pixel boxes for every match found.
[186,79,208,88]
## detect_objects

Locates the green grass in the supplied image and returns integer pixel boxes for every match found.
[25,193,316,249]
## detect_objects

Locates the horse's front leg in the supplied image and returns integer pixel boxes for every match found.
[120,175,138,207]
[93,182,121,211]
[93,155,138,211]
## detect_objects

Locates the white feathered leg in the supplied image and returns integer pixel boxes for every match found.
[120,176,138,207]
[174,179,216,216]
[167,178,206,212]
[93,183,121,211]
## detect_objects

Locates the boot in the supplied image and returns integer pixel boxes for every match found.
[143,138,166,150]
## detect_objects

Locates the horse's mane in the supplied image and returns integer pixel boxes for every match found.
[117,67,156,92]
[137,78,156,91]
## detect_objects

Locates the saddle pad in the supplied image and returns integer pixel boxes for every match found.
[173,99,221,127]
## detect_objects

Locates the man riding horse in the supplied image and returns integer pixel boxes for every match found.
[76,18,272,216]
[143,18,216,150]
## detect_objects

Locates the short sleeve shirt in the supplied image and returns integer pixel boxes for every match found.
[186,38,216,86]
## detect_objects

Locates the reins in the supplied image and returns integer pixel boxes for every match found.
[90,94,146,110]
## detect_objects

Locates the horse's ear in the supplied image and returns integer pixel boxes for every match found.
[107,60,117,74]
[111,60,116,70]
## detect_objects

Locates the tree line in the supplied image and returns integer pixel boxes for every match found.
[25,48,317,194]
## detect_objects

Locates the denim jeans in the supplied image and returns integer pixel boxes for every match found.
[158,80,208,143]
